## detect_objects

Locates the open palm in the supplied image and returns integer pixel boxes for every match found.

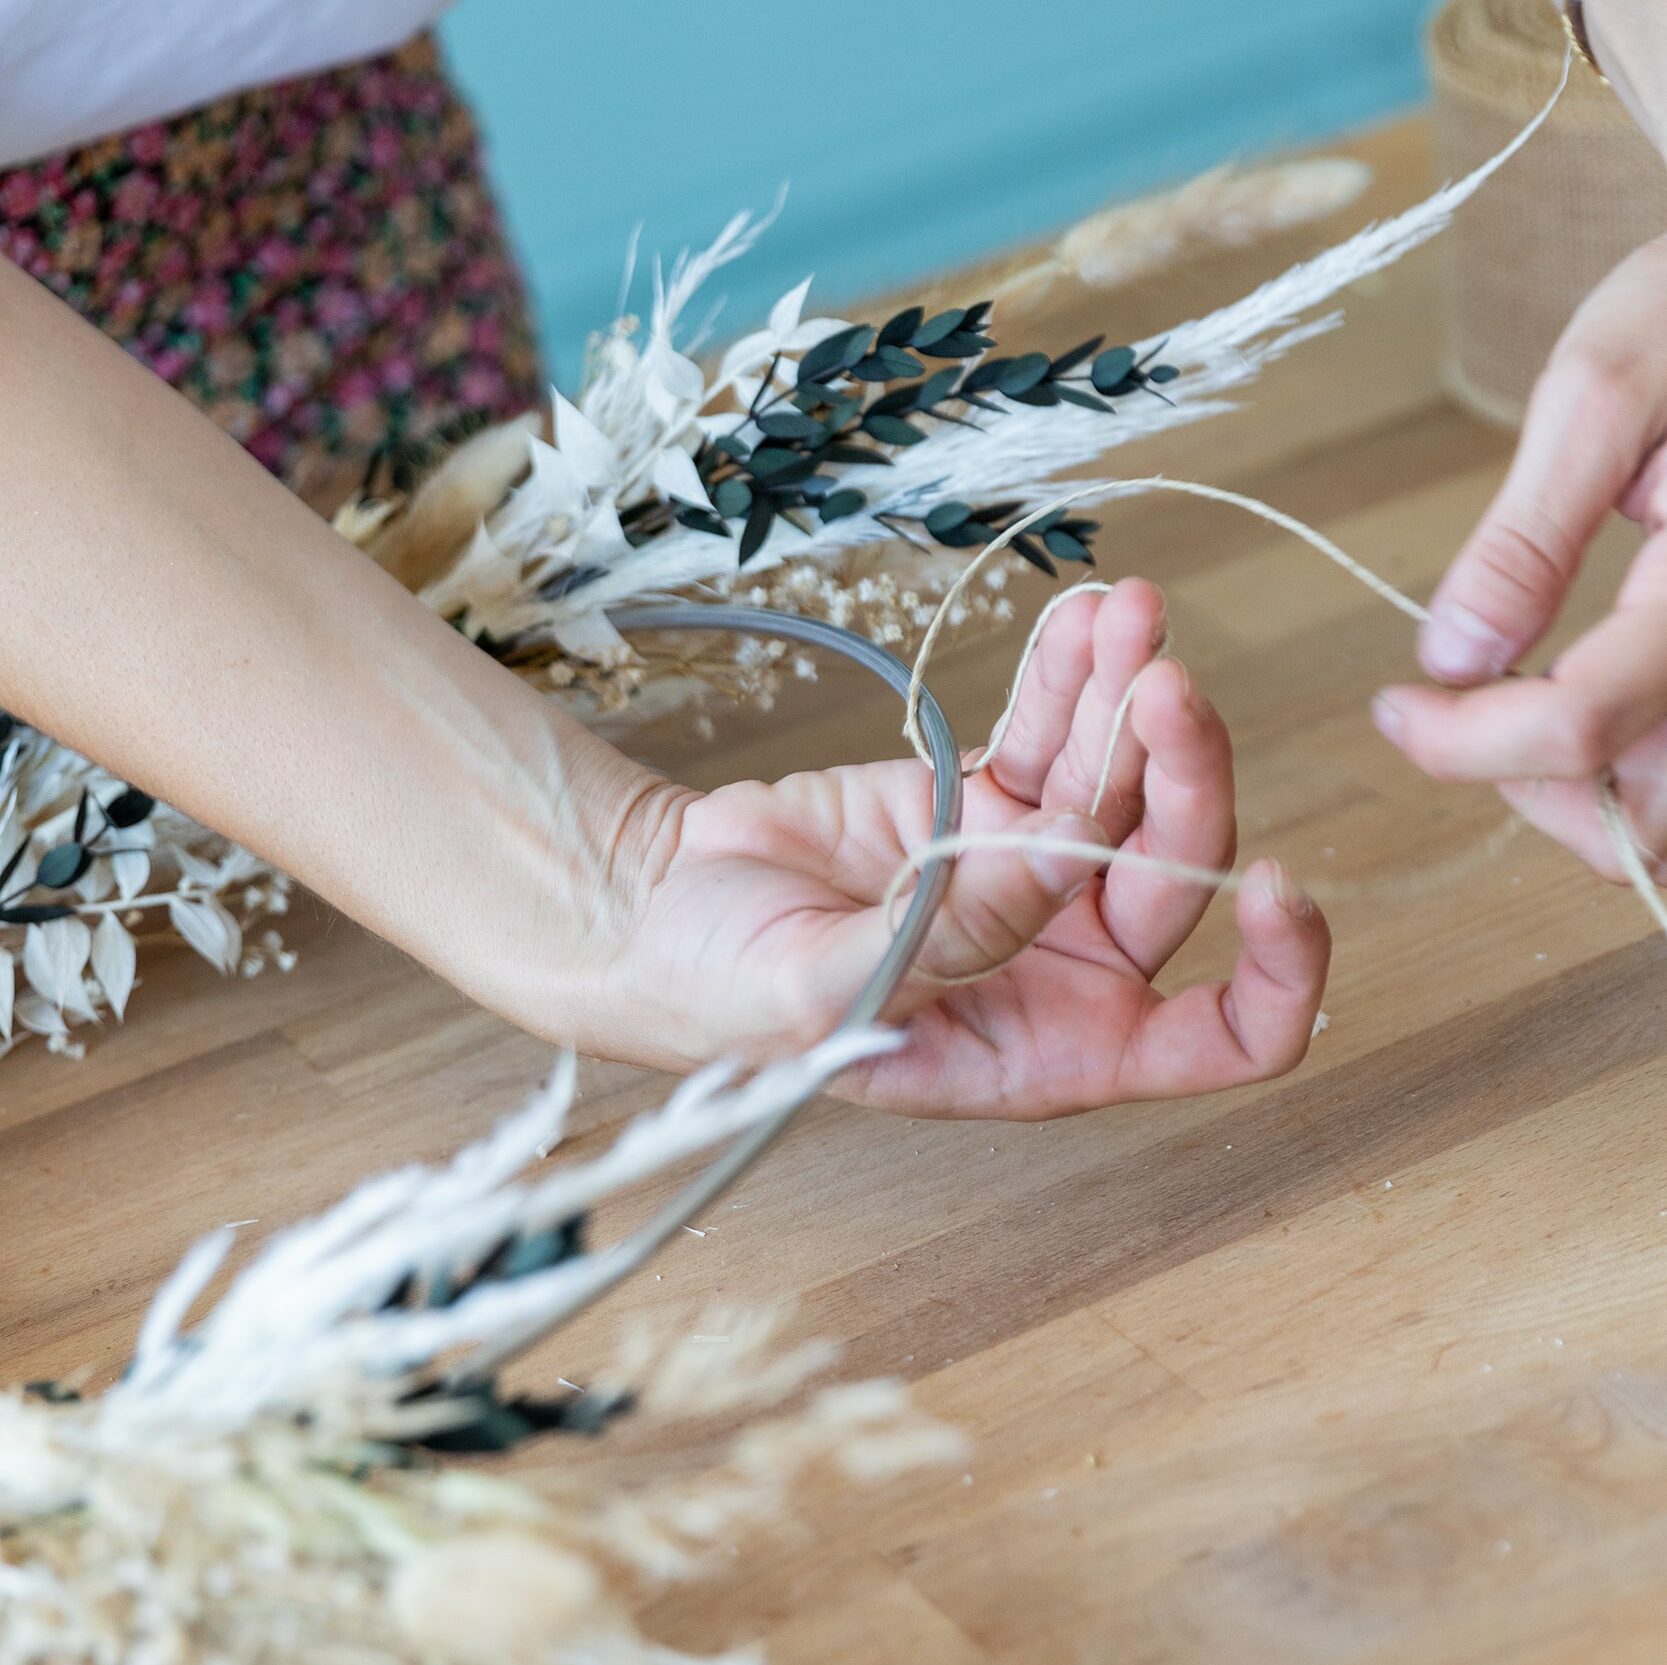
[620,581,1330,1118]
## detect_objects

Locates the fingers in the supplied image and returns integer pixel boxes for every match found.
[1042,579,1168,839]
[985,578,1167,828]
[1499,729,1667,883]
[1420,239,1667,685]
[1101,657,1238,975]
[1377,529,1667,783]
[1114,861,1331,1101]
[811,806,1111,1024]
[982,587,1100,805]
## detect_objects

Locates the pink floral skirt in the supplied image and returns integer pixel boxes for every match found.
[0,35,543,506]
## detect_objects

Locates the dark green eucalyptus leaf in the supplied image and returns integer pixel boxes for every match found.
[818,489,866,522]
[1148,363,1180,384]
[910,307,965,348]
[797,324,874,385]
[797,474,840,502]
[423,1399,538,1454]
[1049,335,1105,377]
[24,1380,82,1404]
[869,385,919,417]
[878,305,924,346]
[1043,528,1095,564]
[747,446,813,482]
[1090,346,1138,393]
[0,841,28,893]
[758,410,825,442]
[1012,538,1060,578]
[105,788,155,829]
[824,442,893,467]
[918,330,992,359]
[710,433,751,461]
[962,359,1008,394]
[713,478,753,518]
[739,497,775,563]
[0,904,77,925]
[1055,385,1113,412]
[962,300,993,330]
[849,354,900,383]
[73,790,89,845]
[956,391,1004,414]
[1008,384,1061,407]
[924,501,975,537]
[877,346,925,379]
[950,523,1003,550]
[819,394,863,429]
[915,366,961,408]
[503,1219,585,1278]
[675,504,731,538]
[36,843,91,890]
[996,353,1051,396]
[861,413,926,447]
[0,714,14,747]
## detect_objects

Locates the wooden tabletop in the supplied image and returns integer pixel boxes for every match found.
[5,120,1666,1663]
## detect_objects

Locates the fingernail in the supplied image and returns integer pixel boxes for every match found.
[1371,692,1406,741]
[1269,862,1313,918]
[1026,814,1104,896]
[1421,604,1509,683]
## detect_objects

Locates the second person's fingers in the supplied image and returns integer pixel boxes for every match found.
[1420,238,1667,686]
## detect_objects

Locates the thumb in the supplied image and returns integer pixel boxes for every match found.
[1422,245,1667,685]
[819,810,1109,1020]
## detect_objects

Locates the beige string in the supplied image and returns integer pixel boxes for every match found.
[892,478,1665,987]
[881,815,1527,949]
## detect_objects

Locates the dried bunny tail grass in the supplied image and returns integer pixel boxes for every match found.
[974,157,1375,315]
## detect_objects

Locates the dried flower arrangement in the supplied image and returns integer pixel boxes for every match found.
[0,63,1591,1665]
[0,1035,965,1665]
[0,160,1412,1059]
[0,719,294,1062]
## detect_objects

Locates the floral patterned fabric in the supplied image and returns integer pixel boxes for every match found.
[0,34,542,501]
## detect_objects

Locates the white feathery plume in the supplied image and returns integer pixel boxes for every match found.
[517,57,1566,626]
[96,1030,900,1443]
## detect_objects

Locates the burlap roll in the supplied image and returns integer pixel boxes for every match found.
[1427,0,1667,426]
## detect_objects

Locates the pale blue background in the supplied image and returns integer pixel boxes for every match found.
[440,1,1432,380]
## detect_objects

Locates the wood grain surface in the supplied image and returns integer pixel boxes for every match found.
[5,120,1666,1663]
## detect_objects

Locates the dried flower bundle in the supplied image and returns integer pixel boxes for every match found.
[0,718,292,1061]
[3,102,1548,1062]
[0,1032,964,1664]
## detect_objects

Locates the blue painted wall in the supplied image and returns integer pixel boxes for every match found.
[440,1,1432,380]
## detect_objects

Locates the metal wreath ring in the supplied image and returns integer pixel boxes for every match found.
[464,602,967,1364]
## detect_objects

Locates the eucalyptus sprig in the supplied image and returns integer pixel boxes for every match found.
[672,302,1177,572]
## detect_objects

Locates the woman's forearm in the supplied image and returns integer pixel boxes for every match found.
[0,256,669,1046]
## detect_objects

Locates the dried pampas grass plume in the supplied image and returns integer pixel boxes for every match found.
[933,157,1375,317]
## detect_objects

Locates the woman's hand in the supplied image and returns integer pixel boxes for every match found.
[1371,236,1667,880]
[598,581,1331,1119]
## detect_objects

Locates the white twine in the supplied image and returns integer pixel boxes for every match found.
[895,478,1665,981]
